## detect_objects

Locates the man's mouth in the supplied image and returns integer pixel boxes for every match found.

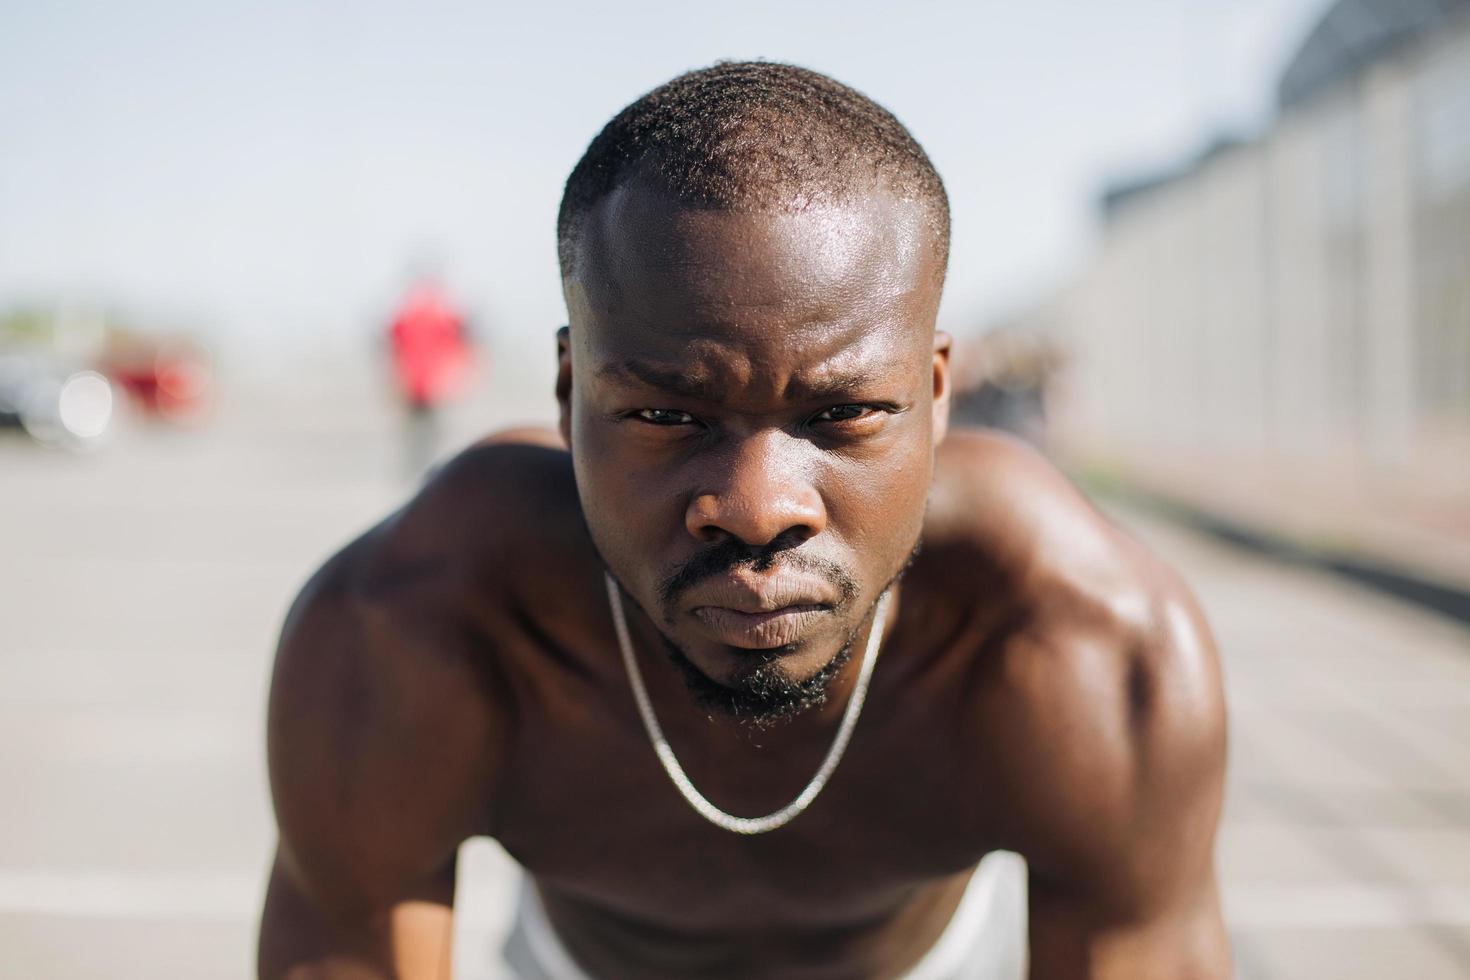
[671,566,847,649]
[690,604,833,648]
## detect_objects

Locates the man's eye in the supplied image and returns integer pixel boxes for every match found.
[633,408,696,426]
[814,404,877,423]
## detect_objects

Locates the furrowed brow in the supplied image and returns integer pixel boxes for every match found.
[595,360,725,400]
[786,368,885,402]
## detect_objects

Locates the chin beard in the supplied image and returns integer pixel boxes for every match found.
[623,536,924,731]
[662,636,855,731]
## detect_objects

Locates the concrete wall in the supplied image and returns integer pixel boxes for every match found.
[1058,15,1470,485]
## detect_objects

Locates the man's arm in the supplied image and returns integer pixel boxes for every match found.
[258,854,454,980]
[933,431,1228,977]
[258,507,508,979]
[1012,578,1229,980]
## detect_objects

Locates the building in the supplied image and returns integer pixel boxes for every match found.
[1054,0,1470,499]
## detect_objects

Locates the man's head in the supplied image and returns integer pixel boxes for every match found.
[556,62,952,724]
[557,61,949,281]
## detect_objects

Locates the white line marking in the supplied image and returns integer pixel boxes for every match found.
[0,709,259,764]
[0,869,262,922]
[1226,882,1470,929]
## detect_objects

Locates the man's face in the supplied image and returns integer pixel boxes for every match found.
[560,183,950,712]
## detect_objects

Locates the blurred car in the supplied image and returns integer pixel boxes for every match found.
[101,337,212,422]
[0,353,116,449]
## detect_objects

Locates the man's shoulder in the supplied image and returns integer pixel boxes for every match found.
[930,431,1224,884]
[324,427,583,610]
[929,429,1192,641]
[270,427,589,733]
[928,428,1117,588]
[265,430,582,912]
[391,427,582,584]
[977,544,1226,866]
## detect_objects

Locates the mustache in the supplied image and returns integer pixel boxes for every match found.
[657,536,860,610]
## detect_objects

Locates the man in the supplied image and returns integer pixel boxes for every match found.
[386,276,474,477]
[259,62,1228,979]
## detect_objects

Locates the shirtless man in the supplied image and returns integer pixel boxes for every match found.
[259,62,1228,979]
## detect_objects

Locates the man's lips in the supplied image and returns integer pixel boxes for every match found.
[690,604,834,649]
[675,570,842,648]
[679,570,839,612]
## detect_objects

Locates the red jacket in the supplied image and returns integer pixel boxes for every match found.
[389,286,470,405]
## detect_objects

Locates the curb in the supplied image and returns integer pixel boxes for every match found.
[1084,479,1470,628]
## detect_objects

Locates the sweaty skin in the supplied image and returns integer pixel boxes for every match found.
[259,187,1229,980]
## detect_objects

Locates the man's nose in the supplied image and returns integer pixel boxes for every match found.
[684,432,827,547]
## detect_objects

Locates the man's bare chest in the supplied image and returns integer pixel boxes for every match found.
[486,656,990,929]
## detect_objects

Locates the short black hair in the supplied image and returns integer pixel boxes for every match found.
[557,61,949,279]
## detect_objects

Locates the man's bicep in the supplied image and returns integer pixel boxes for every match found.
[1016,588,1229,979]
[261,550,503,977]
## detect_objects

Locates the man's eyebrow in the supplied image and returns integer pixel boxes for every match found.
[596,360,725,400]
[595,359,887,402]
[786,369,884,401]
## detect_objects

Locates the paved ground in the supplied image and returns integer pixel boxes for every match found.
[1083,445,1470,595]
[2,367,1468,979]
[1126,514,1470,979]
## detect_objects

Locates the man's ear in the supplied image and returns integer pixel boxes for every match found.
[931,330,953,445]
[556,326,573,448]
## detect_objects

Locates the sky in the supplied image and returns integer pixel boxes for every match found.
[0,0,1334,371]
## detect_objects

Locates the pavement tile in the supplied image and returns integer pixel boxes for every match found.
[1319,785,1469,830]
[0,758,273,873]
[1234,712,1402,792]
[1378,709,1470,797]
[1231,925,1470,980]
[1285,707,1465,792]
[1216,823,1361,884]
[1352,827,1470,885]
[0,913,254,980]
[1222,778,1286,827]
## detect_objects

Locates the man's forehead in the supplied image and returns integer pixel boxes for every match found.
[568,181,940,319]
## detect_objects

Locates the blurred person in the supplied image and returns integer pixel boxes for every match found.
[261,63,1227,980]
[387,276,474,476]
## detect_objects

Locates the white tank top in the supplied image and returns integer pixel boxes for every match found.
[501,850,1029,980]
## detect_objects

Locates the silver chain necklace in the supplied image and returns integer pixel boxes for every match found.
[605,571,888,835]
